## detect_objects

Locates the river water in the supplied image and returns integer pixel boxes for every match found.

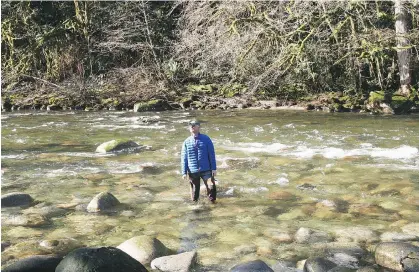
[1,110,419,270]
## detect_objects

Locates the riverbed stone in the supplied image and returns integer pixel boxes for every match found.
[1,192,34,207]
[95,140,139,153]
[2,213,48,227]
[327,253,359,269]
[23,204,68,218]
[375,242,419,271]
[86,192,120,212]
[332,227,378,243]
[380,232,419,242]
[230,259,274,272]
[2,255,63,272]
[295,227,333,244]
[234,245,257,255]
[39,238,84,256]
[117,236,171,265]
[402,223,419,237]
[303,257,337,272]
[151,250,197,272]
[55,247,148,272]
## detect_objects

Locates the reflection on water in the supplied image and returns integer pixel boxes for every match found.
[1,110,419,270]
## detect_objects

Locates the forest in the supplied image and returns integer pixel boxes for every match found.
[1,1,419,114]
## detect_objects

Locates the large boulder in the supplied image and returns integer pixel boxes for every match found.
[1,192,34,207]
[55,247,148,272]
[86,192,120,213]
[150,251,197,272]
[95,140,139,153]
[2,255,63,272]
[117,236,171,265]
[230,260,274,272]
[303,257,337,272]
[367,91,414,114]
[375,242,419,271]
[295,227,333,244]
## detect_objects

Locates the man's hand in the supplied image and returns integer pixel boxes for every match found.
[212,170,217,177]
[182,174,187,180]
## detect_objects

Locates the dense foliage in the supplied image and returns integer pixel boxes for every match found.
[1,1,419,109]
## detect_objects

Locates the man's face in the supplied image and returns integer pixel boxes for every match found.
[189,124,200,134]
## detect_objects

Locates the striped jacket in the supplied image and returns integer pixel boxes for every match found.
[181,133,216,175]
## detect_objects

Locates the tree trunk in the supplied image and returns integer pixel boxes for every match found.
[394,0,411,97]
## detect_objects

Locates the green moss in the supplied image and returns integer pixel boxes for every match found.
[220,83,247,98]
[368,91,385,103]
[186,84,214,94]
[133,99,166,112]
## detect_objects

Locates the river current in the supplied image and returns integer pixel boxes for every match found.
[1,110,419,270]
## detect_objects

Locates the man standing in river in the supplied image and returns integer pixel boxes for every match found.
[181,120,217,203]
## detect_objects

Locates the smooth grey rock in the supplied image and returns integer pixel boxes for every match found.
[327,253,359,269]
[303,257,336,272]
[295,227,333,244]
[231,259,274,272]
[2,241,11,252]
[86,192,120,213]
[151,250,197,272]
[2,255,62,272]
[117,236,171,265]
[55,247,148,272]
[375,242,419,271]
[1,192,33,207]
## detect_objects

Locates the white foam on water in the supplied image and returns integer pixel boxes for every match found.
[254,126,264,132]
[58,152,115,158]
[225,142,418,163]
[238,186,269,194]
[369,145,418,159]
[1,154,27,160]
[269,176,289,186]
[223,142,289,154]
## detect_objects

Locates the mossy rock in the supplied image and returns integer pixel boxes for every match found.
[96,140,140,153]
[186,84,215,94]
[220,83,247,98]
[368,91,414,114]
[133,99,171,112]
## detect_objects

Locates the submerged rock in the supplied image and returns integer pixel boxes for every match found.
[55,247,148,272]
[230,259,274,272]
[375,242,419,271]
[39,238,84,256]
[86,192,120,213]
[303,257,337,272]
[294,227,333,244]
[95,140,139,153]
[1,192,33,207]
[151,250,197,272]
[2,255,63,272]
[332,227,378,243]
[380,232,419,242]
[117,236,171,265]
[2,213,48,227]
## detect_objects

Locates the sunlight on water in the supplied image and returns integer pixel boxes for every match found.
[1,110,419,270]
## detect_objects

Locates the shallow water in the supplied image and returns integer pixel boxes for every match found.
[1,110,419,270]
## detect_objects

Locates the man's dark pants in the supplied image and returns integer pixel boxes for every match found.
[188,170,214,202]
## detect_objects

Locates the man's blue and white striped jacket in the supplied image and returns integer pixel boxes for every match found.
[181,133,216,175]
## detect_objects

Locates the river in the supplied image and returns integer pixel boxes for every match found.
[1,110,419,270]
